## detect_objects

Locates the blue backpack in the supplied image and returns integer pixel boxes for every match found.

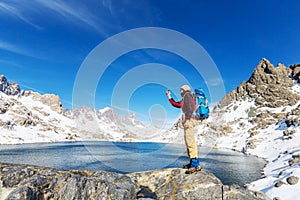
[193,88,209,119]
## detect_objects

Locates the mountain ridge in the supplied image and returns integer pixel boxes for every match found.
[0,76,152,144]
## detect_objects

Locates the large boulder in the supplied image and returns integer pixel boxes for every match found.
[129,168,268,200]
[129,168,223,199]
[0,163,270,200]
[0,163,137,200]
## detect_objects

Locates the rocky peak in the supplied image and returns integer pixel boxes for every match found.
[68,106,93,118]
[122,112,145,127]
[0,75,9,90]
[248,58,293,87]
[23,90,63,113]
[0,75,21,96]
[71,106,122,126]
[0,75,62,113]
[97,107,120,124]
[212,59,300,140]
[218,59,300,108]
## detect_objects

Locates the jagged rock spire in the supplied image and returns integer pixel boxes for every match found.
[218,58,300,108]
[247,58,293,86]
[0,75,21,96]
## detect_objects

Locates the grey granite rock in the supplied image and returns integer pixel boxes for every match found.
[0,163,270,200]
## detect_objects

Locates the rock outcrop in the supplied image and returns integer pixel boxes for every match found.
[22,91,63,114]
[0,163,136,200]
[212,58,300,136]
[129,168,269,200]
[0,163,270,200]
[0,75,62,114]
[218,58,300,108]
[0,75,20,96]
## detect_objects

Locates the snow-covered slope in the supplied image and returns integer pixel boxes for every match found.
[0,75,157,144]
[212,97,300,199]
[0,92,77,143]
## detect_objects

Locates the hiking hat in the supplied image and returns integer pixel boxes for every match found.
[180,85,191,92]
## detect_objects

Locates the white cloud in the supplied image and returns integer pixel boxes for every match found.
[0,2,42,29]
[33,0,111,36]
[0,41,32,57]
[101,0,114,16]
[100,0,160,29]
[0,40,50,60]
[0,0,113,36]
[0,0,161,37]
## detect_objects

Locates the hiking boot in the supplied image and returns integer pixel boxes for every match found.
[182,163,191,169]
[185,166,202,174]
[183,158,192,169]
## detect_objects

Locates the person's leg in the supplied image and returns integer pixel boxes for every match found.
[184,119,201,173]
[184,119,198,159]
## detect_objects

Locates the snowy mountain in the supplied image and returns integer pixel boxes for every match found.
[0,75,156,144]
[211,59,300,199]
[65,106,159,142]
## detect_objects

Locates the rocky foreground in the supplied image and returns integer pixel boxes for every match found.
[0,163,269,200]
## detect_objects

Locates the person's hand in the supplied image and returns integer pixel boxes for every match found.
[166,90,171,99]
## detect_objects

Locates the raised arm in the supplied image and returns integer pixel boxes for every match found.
[169,98,181,108]
[166,90,181,108]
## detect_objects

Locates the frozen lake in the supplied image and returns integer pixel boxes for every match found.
[0,141,265,185]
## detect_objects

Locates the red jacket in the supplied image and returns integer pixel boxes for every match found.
[169,91,195,120]
[169,98,181,108]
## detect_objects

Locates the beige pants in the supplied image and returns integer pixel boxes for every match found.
[183,119,198,158]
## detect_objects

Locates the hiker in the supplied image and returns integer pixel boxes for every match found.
[166,85,201,174]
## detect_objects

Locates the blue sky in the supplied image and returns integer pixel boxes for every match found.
[0,0,300,125]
